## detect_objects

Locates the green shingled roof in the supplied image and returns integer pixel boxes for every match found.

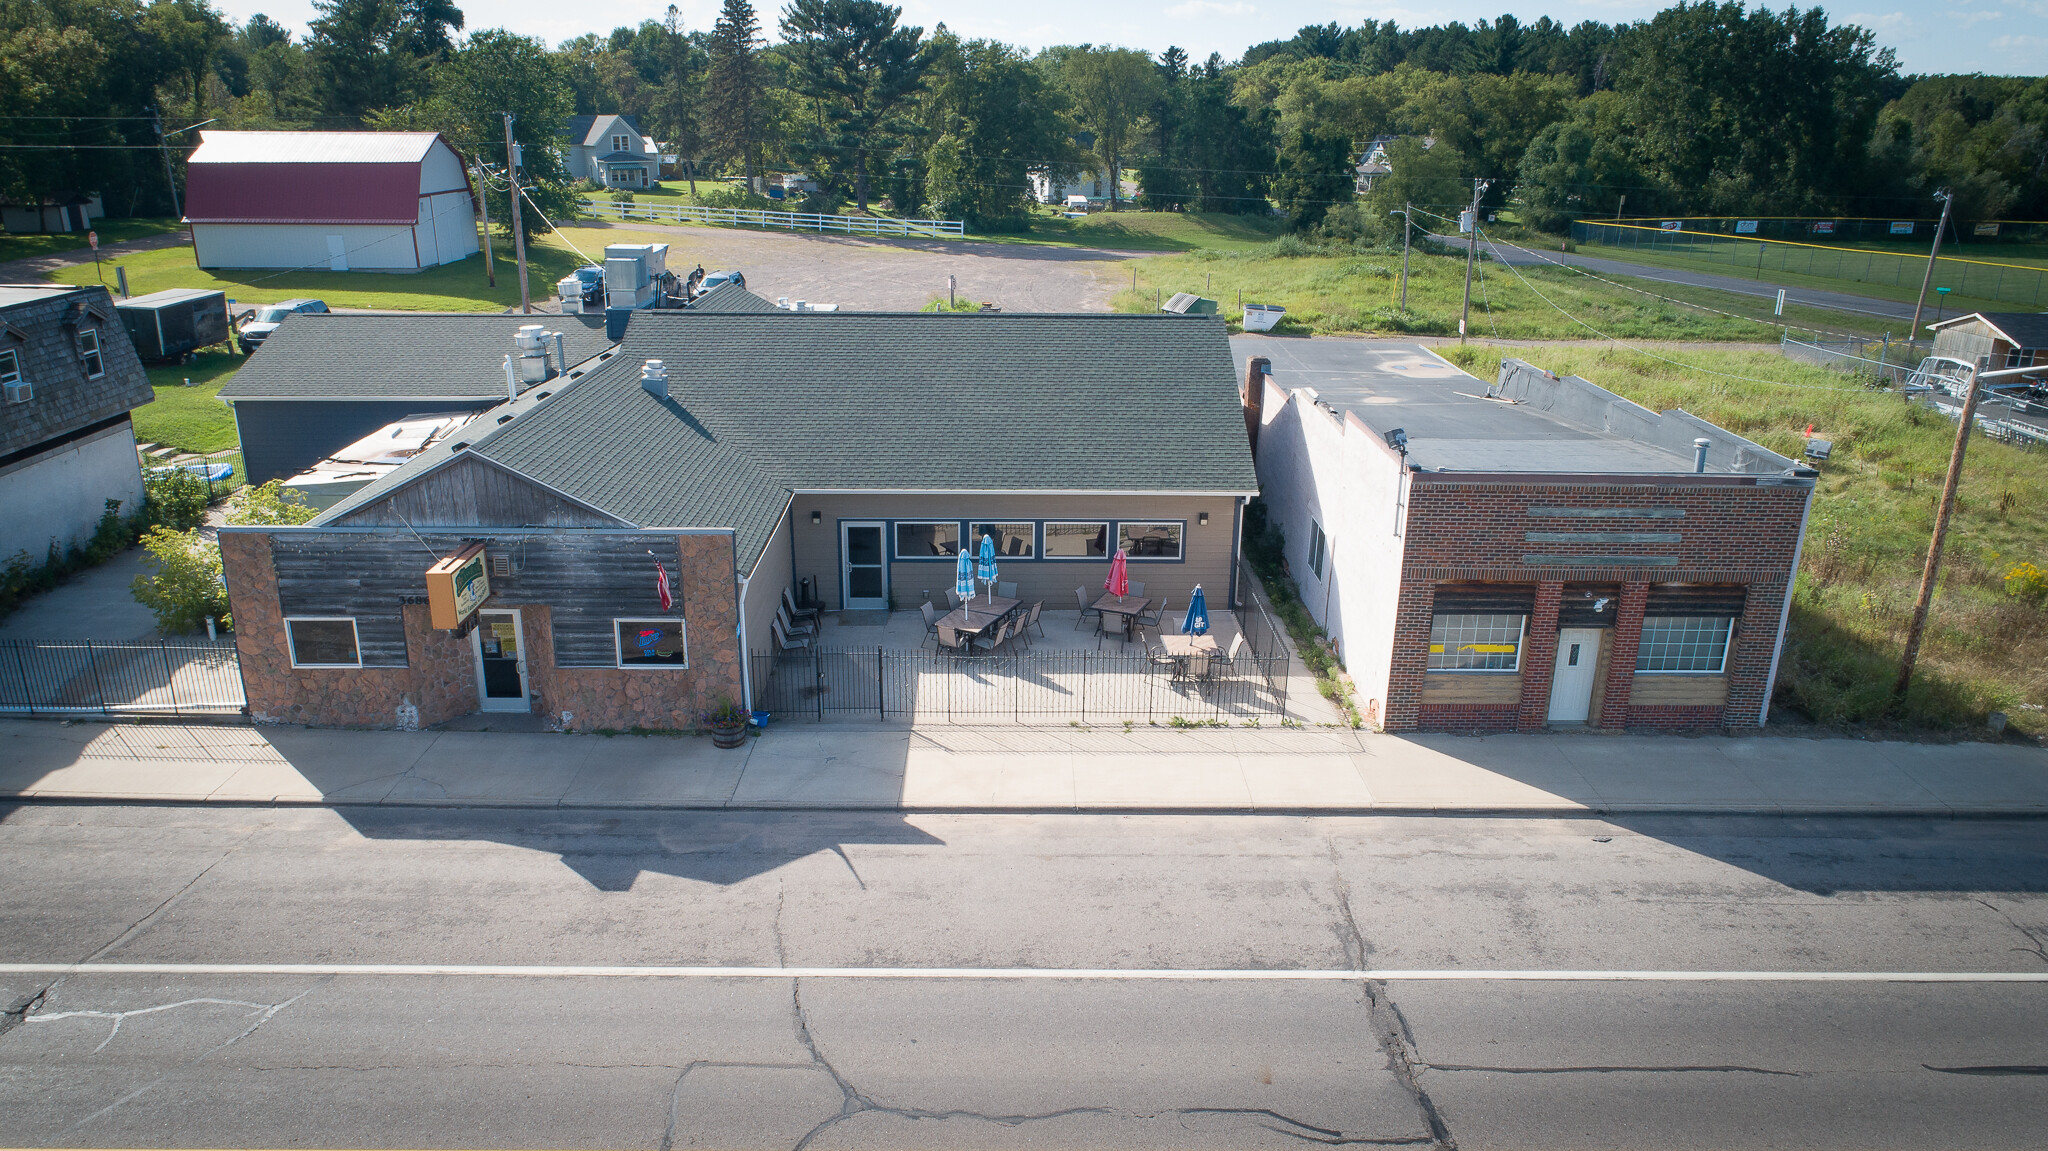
[319,312,1256,572]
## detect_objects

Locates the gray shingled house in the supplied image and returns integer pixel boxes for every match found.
[219,311,1258,730]
[0,284,153,565]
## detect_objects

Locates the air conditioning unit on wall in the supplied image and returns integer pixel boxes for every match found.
[3,381,30,404]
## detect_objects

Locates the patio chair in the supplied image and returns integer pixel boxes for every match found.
[997,581,1017,599]
[1025,601,1045,639]
[972,619,1014,654]
[1097,610,1130,650]
[919,601,942,646]
[1201,633,1247,693]
[771,616,810,651]
[782,587,820,628]
[1135,595,1171,631]
[944,588,963,610]
[1074,587,1099,630]
[1128,581,1146,598]
[777,601,817,638]
[935,624,970,656]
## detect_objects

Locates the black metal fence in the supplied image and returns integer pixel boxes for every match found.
[0,639,245,716]
[750,644,1292,725]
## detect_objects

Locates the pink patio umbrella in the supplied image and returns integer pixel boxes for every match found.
[1104,548,1129,603]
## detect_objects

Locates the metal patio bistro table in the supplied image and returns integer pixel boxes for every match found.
[937,596,1022,638]
[1154,633,1220,680]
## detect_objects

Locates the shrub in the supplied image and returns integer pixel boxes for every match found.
[226,480,317,526]
[144,467,209,531]
[130,526,229,634]
[696,182,778,211]
[2006,561,2048,607]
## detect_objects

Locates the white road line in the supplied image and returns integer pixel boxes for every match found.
[3,964,2047,982]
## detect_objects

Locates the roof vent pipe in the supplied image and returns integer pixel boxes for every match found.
[1693,437,1711,473]
[641,359,668,399]
[552,331,566,379]
[503,354,517,403]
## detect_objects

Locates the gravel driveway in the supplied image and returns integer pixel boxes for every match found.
[554,219,1142,313]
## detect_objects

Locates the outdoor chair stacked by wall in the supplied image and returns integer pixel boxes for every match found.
[777,601,816,638]
[783,587,820,629]
[771,616,809,650]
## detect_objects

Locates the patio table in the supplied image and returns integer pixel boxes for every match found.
[938,595,1021,637]
[1155,633,1219,679]
[1091,593,1151,621]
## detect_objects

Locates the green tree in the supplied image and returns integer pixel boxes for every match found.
[921,33,1078,230]
[649,6,705,194]
[141,0,231,122]
[779,0,927,213]
[1514,118,1637,231]
[1272,123,1352,231]
[225,480,318,526]
[130,526,229,634]
[425,29,578,239]
[705,0,768,189]
[307,0,433,122]
[1058,46,1158,211]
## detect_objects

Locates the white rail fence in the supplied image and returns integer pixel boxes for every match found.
[580,198,964,238]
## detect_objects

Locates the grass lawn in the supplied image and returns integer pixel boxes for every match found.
[1571,236,2041,315]
[1438,343,2048,736]
[986,208,1288,252]
[0,217,183,265]
[133,349,244,455]
[1114,243,1902,340]
[49,238,583,312]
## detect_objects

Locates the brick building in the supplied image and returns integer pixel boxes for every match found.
[1240,338,1816,734]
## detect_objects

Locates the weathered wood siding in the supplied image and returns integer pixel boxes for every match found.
[328,454,624,529]
[269,530,717,668]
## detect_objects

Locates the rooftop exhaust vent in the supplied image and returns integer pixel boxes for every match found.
[641,359,668,399]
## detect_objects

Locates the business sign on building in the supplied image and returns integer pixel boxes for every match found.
[1890,221,1915,235]
[1734,220,1759,234]
[426,542,491,629]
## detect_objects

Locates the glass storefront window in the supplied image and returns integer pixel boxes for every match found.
[285,618,361,667]
[968,522,1035,558]
[895,521,961,558]
[1428,614,1524,671]
[616,619,688,667]
[1044,522,1109,558]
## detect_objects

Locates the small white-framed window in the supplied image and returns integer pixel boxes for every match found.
[616,618,688,668]
[1635,616,1733,673]
[968,521,1035,558]
[1308,521,1326,578]
[285,617,362,668]
[895,521,961,558]
[0,348,20,384]
[77,329,103,378]
[612,134,630,153]
[1118,521,1184,560]
[1428,613,1524,672]
[1043,521,1109,558]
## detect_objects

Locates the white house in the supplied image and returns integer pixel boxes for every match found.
[183,131,479,271]
[1029,169,1118,206]
[565,115,661,189]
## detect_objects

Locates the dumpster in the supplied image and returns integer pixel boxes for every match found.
[1242,303,1286,332]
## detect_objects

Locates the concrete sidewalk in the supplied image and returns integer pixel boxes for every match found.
[2,718,2044,815]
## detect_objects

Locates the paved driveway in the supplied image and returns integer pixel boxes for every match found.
[556,219,1139,313]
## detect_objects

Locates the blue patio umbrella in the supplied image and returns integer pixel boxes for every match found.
[1183,584,1210,637]
[955,545,976,605]
[976,533,999,603]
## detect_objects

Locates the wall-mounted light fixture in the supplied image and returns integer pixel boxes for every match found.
[810,510,821,524]
[1198,512,1209,526]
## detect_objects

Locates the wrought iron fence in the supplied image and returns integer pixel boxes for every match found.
[750,644,1292,725]
[0,639,244,716]
[580,198,965,238]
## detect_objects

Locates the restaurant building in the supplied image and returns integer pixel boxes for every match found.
[1241,338,1815,733]
[221,312,1257,729]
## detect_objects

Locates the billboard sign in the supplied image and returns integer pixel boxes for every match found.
[1811,221,1836,234]
[1890,221,1915,235]
[1660,220,1682,231]
[426,543,491,630]
[1735,220,1759,234]
[1975,222,2000,237]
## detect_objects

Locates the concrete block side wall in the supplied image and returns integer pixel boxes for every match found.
[0,419,146,563]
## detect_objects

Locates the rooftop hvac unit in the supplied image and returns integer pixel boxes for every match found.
[4,380,31,404]
[514,324,553,384]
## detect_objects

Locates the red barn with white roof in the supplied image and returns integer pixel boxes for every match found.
[184,131,478,271]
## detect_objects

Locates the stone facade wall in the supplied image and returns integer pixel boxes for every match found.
[1386,478,1810,734]
[223,530,744,731]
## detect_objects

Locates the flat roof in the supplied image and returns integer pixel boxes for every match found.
[1233,336,1793,476]
[0,284,86,308]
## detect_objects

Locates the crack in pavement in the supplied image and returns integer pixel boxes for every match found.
[0,986,48,1043]
[1923,1064,2048,1076]
[1428,1063,1801,1076]
[1976,898,2048,967]
[26,996,278,1054]
[63,977,330,1132]
[1328,835,1457,1151]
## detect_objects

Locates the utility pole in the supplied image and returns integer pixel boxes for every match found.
[503,113,530,314]
[1889,360,2017,711]
[1907,189,1953,354]
[152,107,181,220]
[1615,193,1625,221]
[1459,179,1488,342]
[1399,202,1412,311]
[473,163,496,288]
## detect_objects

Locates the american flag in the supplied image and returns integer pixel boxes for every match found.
[654,560,673,612]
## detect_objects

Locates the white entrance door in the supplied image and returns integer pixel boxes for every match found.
[1547,627,1601,723]
[840,521,888,611]
[473,609,530,712]
[325,234,348,271]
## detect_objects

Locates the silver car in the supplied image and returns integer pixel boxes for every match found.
[238,298,328,350]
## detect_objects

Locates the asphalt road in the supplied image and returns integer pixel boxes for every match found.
[1428,233,1923,322]
[3,805,2045,1149]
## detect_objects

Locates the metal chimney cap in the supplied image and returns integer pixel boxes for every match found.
[642,359,666,376]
